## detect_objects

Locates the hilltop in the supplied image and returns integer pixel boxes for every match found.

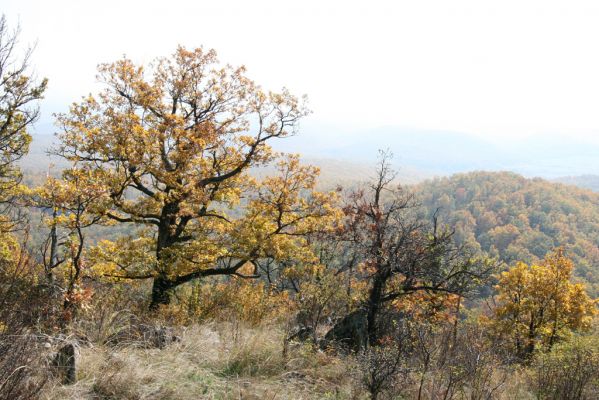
[416,171,599,293]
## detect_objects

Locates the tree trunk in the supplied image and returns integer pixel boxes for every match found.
[523,317,536,360]
[150,275,174,310]
[367,271,387,346]
[47,221,58,285]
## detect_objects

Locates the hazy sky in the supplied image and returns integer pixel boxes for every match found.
[5,0,599,143]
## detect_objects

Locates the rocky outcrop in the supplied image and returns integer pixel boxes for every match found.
[323,309,368,352]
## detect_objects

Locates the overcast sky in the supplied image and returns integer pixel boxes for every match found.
[4,0,599,144]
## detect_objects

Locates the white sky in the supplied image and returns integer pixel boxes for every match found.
[4,0,599,143]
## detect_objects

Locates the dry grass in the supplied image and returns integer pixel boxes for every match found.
[28,318,543,400]
[41,322,363,400]
[39,319,539,399]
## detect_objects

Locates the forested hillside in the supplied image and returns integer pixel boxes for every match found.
[417,172,599,293]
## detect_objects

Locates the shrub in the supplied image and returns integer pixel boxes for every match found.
[530,336,599,400]
[186,278,292,326]
[0,236,51,399]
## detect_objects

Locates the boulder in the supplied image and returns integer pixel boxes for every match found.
[51,342,78,384]
[323,309,368,352]
[139,324,180,349]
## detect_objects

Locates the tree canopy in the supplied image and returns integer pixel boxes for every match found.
[488,249,596,359]
[416,171,599,294]
[54,46,338,308]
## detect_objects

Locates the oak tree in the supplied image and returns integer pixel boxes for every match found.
[55,46,338,308]
[490,249,596,359]
[341,151,491,345]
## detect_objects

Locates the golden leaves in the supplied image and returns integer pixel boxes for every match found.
[489,249,597,354]
[50,45,334,307]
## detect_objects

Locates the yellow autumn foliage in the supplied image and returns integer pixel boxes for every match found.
[488,249,597,358]
[52,46,340,308]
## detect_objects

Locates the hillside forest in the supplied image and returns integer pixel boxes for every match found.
[2,16,599,400]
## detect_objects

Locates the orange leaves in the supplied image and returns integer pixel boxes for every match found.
[0,15,47,206]
[55,45,311,230]
[391,292,460,324]
[234,154,341,265]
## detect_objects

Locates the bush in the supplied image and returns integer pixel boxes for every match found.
[359,344,410,400]
[0,237,51,399]
[294,268,353,342]
[530,336,599,400]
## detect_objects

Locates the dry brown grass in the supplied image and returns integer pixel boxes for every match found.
[39,319,541,399]
[41,321,363,400]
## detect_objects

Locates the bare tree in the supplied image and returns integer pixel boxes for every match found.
[342,150,492,346]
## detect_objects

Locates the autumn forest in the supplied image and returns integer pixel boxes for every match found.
[2,12,599,400]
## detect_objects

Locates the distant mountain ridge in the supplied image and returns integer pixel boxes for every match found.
[554,175,599,193]
[20,134,434,186]
[22,131,599,188]
[276,125,599,178]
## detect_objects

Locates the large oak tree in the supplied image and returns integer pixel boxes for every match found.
[55,46,337,308]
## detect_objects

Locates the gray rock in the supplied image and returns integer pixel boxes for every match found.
[323,309,368,352]
[51,342,78,384]
[140,324,179,349]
